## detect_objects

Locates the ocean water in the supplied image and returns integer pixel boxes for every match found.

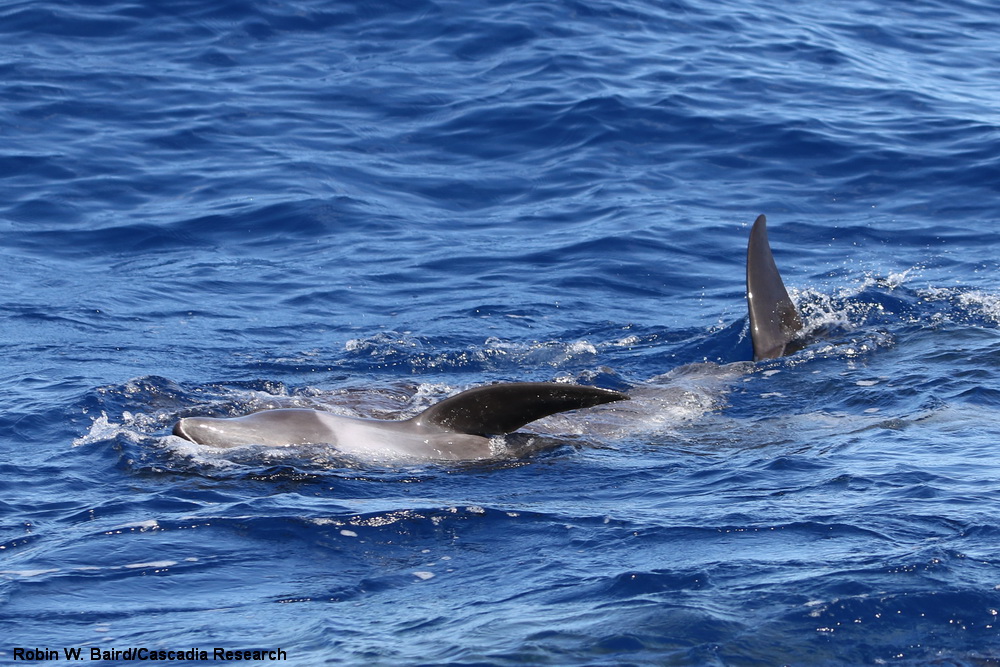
[3,0,1000,664]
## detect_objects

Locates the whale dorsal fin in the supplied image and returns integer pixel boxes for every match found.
[747,214,803,360]
[411,382,628,436]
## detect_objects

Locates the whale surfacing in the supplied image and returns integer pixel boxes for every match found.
[172,382,628,461]
[172,213,805,460]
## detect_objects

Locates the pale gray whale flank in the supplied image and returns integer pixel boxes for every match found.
[173,382,627,461]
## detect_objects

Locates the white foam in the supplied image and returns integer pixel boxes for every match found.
[0,568,60,578]
[123,560,176,569]
[73,412,123,447]
[612,335,641,347]
[957,289,1000,325]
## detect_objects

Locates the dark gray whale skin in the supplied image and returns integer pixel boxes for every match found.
[746,214,803,360]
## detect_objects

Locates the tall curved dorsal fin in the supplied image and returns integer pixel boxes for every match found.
[411,382,628,436]
[746,214,803,360]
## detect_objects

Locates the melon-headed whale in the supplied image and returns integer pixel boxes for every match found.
[173,382,628,460]
[172,214,802,459]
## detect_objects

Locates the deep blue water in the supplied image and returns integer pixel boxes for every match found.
[4,0,1000,664]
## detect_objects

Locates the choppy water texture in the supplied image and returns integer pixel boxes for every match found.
[3,0,1000,664]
